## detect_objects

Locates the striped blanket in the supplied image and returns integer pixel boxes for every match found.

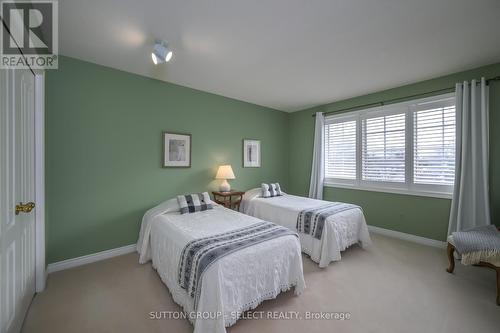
[178,221,298,309]
[297,202,361,240]
[452,225,500,265]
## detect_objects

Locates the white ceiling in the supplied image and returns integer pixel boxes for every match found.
[60,0,500,112]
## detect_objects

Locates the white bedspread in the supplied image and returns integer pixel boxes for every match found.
[240,189,372,267]
[137,199,305,333]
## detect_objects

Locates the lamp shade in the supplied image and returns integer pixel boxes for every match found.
[215,165,235,179]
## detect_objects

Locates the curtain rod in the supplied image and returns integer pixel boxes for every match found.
[312,76,500,118]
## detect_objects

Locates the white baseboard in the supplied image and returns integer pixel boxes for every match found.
[46,227,445,273]
[368,225,446,248]
[47,244,137,274]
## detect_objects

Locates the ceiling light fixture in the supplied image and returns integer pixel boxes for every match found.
[151,40,173,65]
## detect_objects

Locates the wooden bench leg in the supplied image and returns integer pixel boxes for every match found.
[496,267,500,306]
[446,242,455,273]
[445,236,499,305]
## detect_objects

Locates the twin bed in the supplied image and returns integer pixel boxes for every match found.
[137,188,371,333]
[240,188,372,267]
[137,198,305,333]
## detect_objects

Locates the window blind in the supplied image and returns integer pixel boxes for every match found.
[324,120,357,179]
[362,113,406,182]
[322,93,456,197]
[413,105,456,185]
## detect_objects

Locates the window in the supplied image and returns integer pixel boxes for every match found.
[323,93,456,198]
[413,102,456,186]
[362,113,406,182]
[325,118,356,180]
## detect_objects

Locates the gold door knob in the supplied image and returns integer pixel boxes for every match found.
[15,202,35,215]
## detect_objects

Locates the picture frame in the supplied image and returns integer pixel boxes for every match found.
[243,139,261,168]
[162,132,191,168]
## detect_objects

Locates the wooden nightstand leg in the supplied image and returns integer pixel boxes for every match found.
[446,242,455,273]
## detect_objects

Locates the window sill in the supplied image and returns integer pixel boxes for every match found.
[323,181,452,200]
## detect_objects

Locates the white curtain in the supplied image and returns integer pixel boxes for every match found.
[448,78,491,235]
[309,112,325,199]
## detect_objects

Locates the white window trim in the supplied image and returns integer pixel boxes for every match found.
[323,92,455,200]
[324,180,452,199]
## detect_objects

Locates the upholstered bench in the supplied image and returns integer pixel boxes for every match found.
[446,229,500,305]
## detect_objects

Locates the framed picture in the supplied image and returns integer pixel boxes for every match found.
[162,132,191,168]
[243,139,261,168]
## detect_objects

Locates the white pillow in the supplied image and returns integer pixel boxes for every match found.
[261,183,283,198]
[177,192,213,214]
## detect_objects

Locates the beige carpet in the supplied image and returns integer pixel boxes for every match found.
[23,234,499,333]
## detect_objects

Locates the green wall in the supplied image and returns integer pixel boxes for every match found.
[45,56,289,264]
[289,63,500,241]
[46,57,500,263]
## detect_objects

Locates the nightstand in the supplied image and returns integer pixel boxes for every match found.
[212,191,245,211]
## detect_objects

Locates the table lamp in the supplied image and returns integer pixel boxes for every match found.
[216,165,235,192]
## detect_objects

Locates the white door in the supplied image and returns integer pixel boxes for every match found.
[0,68,36,333]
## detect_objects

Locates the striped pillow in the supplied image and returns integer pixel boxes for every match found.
[177,192,213,214]
[261,183,283,198]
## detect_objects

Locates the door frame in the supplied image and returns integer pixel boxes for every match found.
[34,71,46,292]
